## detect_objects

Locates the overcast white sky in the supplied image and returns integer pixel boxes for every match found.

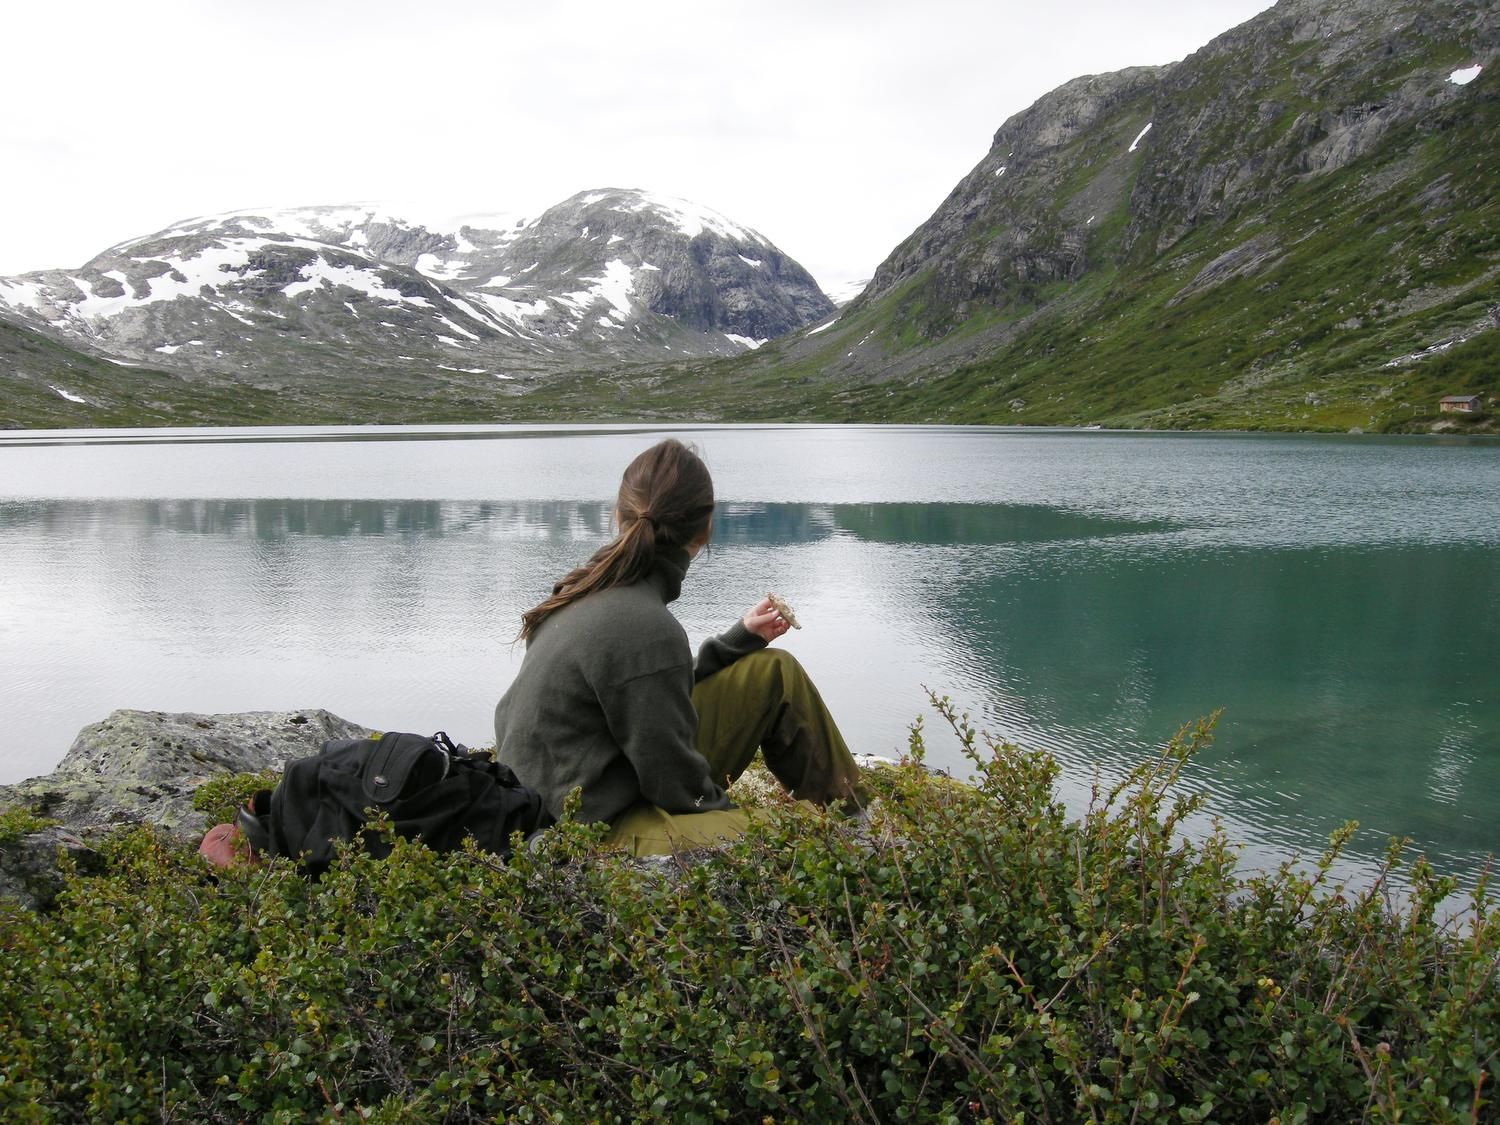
[1,0,1275,293]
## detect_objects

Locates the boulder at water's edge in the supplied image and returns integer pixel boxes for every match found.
[0,709,372,908]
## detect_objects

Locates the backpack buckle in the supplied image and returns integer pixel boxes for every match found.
[363,732,451,803]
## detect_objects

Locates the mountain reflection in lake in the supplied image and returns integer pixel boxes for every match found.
[1,426,1497,898]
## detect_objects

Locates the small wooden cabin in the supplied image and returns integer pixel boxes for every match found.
[1439,394,1482,413]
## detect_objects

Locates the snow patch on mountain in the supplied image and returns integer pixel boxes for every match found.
[0,278,48,311]
[474,291,551,325]
[558,260,637,319]
[1449,64,1482,85]
[58,245,254,319]
[446,295,505,332]
[436,316,481,341]
[138,203,530,250]
[615,192,763,244]
[283,259,431,307]
[823,277,871,306]
[415,253,468,280]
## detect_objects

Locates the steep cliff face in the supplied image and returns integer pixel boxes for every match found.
[864,66,1164,324]
[1120,0,1497,257]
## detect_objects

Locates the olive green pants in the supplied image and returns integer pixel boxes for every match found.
[605,649,865,856]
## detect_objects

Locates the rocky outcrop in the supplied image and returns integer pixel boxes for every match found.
[1120,0,1494,258]
[1166,233,1284,306]
[0,708,374,908]
[865,65,1164,320]
[0,826,108,911]
[0,708,372,837]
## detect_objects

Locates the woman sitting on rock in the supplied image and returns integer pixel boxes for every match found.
[493,438,864,856]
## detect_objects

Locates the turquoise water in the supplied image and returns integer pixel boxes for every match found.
[1,424,1496,891]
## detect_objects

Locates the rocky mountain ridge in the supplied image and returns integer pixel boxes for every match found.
[0,189,831,426]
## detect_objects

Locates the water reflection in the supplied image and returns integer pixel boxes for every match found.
[0,498,618,542]
[713,504,836,546]
[830,502,1177,544]
[3,493,1498,899]
[928,540,1499,867]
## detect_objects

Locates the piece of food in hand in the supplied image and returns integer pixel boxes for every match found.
[767,593,801,629]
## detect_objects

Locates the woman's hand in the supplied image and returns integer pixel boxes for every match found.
[742,595,792,643]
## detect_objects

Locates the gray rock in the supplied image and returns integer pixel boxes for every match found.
[0,708,375,910]
[1168,234,1284,307]
[0,827,106,911]
[860,65,1165,325]
[0,708,373,839]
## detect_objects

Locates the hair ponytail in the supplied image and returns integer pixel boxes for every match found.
[519,439,714,641]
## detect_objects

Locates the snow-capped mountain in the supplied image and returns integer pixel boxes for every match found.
[0,189,833,390]
[468,188,830,342]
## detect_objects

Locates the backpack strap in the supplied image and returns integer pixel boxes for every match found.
[361,732,450,805]
[236,788,273,855]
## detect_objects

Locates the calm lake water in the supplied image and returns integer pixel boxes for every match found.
[2,424,1497,894]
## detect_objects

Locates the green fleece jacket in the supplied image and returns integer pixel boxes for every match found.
[494,546,765,825]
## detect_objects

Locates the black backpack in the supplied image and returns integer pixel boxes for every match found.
[237,731,544,875]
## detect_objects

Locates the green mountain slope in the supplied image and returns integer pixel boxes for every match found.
[0,318,224,429]
[600,0,1498,433]
[0,316,535,429]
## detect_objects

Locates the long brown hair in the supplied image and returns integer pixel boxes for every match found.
[519,438,715,642]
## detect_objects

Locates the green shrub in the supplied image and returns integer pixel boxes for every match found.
[1,696,1494,1121]
[191,767,280,826]
[0,806,58,847]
